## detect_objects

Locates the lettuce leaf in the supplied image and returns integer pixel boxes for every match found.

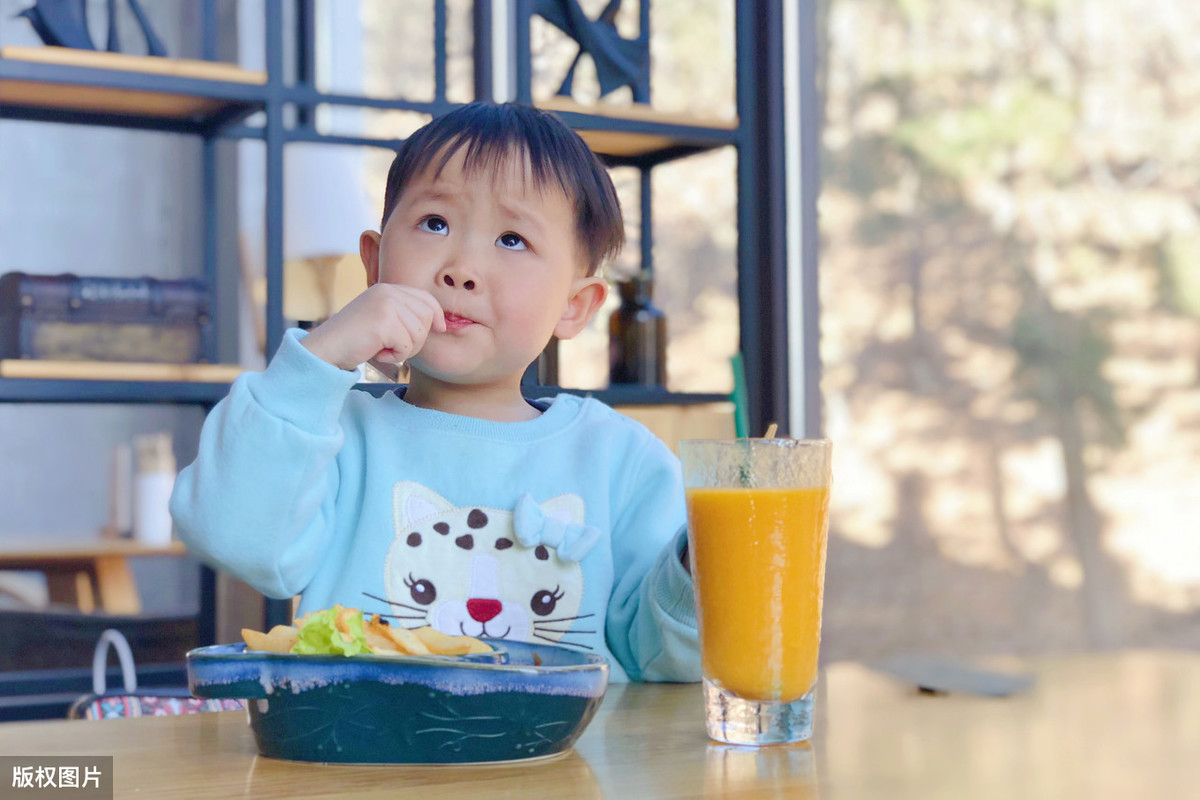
[291,605,371,656]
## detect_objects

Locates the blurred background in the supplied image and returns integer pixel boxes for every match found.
[0,0,1196,692]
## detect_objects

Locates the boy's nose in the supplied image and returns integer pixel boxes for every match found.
[442,273,475,291]
[437,242,483,291]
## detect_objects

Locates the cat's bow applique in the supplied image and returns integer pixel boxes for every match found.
[512,493,602,562]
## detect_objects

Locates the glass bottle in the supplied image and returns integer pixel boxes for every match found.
[609,271,666,387]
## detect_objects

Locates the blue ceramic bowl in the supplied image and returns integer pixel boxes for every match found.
[187,641,609,764]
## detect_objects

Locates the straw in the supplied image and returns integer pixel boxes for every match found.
[730,353,750,438]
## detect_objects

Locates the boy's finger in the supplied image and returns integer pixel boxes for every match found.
[381,304,437,363]
[399,286,446,333]
[418,293,447,333]
[392,303,429,348]
[372,347,403,366]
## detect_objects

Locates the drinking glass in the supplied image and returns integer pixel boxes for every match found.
[680,438,832,745]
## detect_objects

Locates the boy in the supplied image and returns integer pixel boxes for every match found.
[170,103,699,682]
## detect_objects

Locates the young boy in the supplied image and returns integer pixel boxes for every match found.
[170,102,699,683]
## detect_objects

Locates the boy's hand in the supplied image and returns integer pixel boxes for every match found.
[301,284,446,372]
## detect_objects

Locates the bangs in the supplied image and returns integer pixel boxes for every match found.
[381,103,625,274]
[426,129,573,201]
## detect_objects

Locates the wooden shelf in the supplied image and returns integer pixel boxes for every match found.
[0,46,733,160]
[0,361,238,403]
[0,359,244,383]
[535,96,738,162]
[0,539,186,564]
[0,46,264,127]
[0,540,188,615]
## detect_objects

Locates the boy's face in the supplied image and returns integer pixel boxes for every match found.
[361,147,606,390]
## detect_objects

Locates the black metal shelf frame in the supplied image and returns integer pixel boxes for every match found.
[353,383,730,408]
[0,1,798,666]
[223,107,739,162]
[0,377,732,408]
[0,1,760,410]
[0,0,234,715]
[0,378,233,404]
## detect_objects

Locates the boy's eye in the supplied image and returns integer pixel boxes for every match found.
[419,216,449,235]
[496,232,526,251]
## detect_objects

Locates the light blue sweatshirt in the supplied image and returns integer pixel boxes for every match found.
[170,329,700,683]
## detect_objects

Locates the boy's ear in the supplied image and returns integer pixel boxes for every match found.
[554,276,608,340]
[360,230,382,286]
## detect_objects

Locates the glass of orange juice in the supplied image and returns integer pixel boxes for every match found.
[680,437,832,745]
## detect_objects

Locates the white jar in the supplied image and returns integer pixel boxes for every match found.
[132,433,176,547]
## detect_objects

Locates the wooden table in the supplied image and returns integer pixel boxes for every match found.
[0,650,1196,798]
[0,540,187,614]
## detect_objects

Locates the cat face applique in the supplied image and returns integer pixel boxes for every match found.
[375,482,596,650]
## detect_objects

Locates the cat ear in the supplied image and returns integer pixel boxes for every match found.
[539,494,585,526]
[394,481,456,527]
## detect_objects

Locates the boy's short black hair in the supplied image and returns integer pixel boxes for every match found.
[380,102,624,276]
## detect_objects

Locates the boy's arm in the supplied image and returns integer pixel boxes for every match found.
[170,329,360,598]
[605,438,702,683]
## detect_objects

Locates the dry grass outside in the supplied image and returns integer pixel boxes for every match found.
[819,0,1200,660]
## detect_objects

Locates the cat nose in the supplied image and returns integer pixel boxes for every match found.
[466,598,502,623]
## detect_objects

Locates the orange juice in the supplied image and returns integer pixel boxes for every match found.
[686,486,830,702]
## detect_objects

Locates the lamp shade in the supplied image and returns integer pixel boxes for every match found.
[284,143,374,261]
[281,143,374,321]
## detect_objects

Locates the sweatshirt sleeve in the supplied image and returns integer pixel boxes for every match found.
[605,435,702,683]
[169,329,361,598]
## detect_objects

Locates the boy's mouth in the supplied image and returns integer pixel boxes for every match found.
[442,311,476,331]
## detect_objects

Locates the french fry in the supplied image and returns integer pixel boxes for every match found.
[364,629,402,655]
[334,605,359,644]
[239,607,493,657]
[383,624,432,656]
[363,615,404,655]
[242,624,299,654]
[364,614,392,638]
[460,636,495,655]
[364,614,438,656]
[412,625,479,656]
